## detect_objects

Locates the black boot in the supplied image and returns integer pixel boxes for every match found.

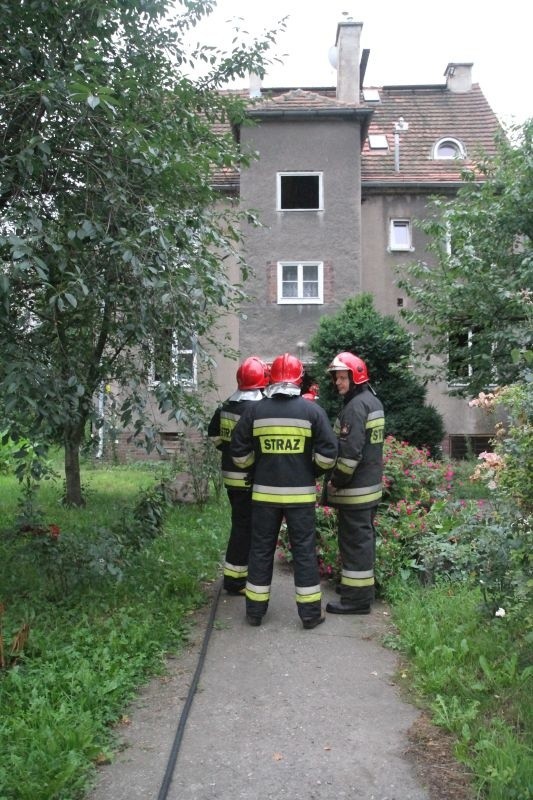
[326,600,371,615]
[302,613,325,630]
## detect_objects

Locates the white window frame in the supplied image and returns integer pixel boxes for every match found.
[433,137,466,160]
[277,261,324,304]
[389,219,414,252]
[149,333,198,389]
[277,172,324,211]
[447,328,474,388]
[175,335,198,389]
[448,328,498,390]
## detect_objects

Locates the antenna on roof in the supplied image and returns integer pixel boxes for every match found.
[328,12,356,69]
[394,118,409,172]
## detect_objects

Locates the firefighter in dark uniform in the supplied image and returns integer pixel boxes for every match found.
[325,352,385,615]
[230,353,338,629]
[208,356,269,595]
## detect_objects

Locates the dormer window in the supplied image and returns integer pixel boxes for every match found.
[434,138,466,160]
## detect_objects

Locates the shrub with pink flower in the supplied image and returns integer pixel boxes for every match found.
[314,504,340,579]
[468,389,503,412]
[374,500,428,588]
[470,450,505,490]
[382,436,452,506]
[276,441,456,593]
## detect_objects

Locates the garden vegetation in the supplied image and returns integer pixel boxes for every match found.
[1,383,530,799]
[279,382,532,800]
[0,448,228,799]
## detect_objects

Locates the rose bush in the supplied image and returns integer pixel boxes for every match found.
[277,439,456,593]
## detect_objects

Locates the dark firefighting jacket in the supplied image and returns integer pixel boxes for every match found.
[208,389,263,490]
[230,393,338,506]
[327,384,385,509]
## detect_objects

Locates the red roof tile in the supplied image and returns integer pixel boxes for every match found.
[361,84,502,185]
[248,87,358,112]
[210,82,501,190]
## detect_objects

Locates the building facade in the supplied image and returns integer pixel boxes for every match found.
[226,20,503,456]
[111,19,504,460]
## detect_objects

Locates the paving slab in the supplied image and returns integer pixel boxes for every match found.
[87,560,429,800]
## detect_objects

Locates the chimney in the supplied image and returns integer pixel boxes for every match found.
[444,62,473,93]
[335,21,363,104]
[249,72,262,99]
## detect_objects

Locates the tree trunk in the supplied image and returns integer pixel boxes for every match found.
[64,429,85,507]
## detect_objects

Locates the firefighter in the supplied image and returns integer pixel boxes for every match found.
[325,352,385,615]
[301,372,320,401]
[302,381,320,402]
[230,353,338,629]
[208,356,269,595]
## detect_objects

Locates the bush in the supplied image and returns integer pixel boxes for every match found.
[276,438,455,595]
[382,436,453,505]
[308,294,445,454]
[385,404,445,457]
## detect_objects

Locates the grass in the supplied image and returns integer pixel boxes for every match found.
[0,460,229,800]
[0,456,530,800]
[389,580,533,799]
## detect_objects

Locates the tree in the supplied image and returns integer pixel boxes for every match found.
[309,294,444,454]
[398,119,533,397]
[0,0,284,504]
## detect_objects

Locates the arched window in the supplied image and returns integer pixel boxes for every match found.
[433,138,466,160]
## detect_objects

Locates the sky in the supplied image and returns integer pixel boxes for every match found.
[183,0,532,128]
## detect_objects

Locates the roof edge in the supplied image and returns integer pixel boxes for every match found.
[247,107,374,121]
[362,180,483,195]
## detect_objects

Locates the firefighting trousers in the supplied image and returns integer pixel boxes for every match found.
[336,505,377,607]
[245,505,322,622]
[223,489,252,593]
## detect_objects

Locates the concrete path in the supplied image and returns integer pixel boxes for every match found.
[87,560,429,800]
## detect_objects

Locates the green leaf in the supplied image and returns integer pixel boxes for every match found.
[479,654,493,680]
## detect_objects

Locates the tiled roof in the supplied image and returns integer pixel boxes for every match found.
[210,82,501,190]
[360,84,502,185]
[247,87,358,112]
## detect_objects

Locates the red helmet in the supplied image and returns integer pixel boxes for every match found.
[302,382,320,401]
[270,353,304,385]
[327,352,369,384]
[236,356,269,390]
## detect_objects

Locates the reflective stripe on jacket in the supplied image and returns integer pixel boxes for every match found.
[328,385,385,509]
[231,394,337,507]
[207,391,262,490]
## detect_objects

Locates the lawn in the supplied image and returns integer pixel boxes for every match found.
[0,452,531,800]
[0,459,229,800]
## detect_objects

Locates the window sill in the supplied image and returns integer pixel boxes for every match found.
[277,299,324,305]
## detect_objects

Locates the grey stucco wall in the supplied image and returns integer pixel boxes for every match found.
[361,193,496,440]
[239,116,363,363]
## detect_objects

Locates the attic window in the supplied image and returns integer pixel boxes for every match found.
[434,138,466,160]
[368,134,389,150]
[363,88,381,102]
